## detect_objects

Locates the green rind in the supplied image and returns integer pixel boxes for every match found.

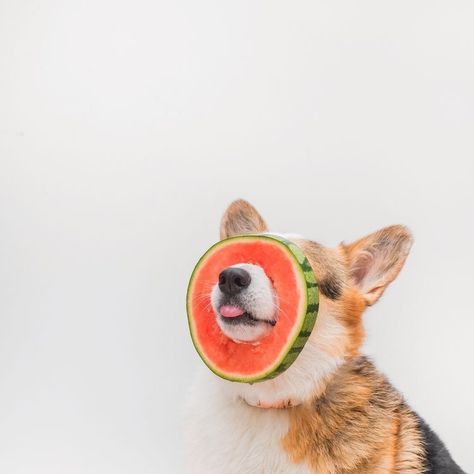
[186,233,319,383]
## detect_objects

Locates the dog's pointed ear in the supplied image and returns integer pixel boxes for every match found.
[343,225,413,306]
[220,199,268,240]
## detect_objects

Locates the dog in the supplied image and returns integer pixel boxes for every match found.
[185,199,464,473]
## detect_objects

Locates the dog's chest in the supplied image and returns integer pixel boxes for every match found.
[185,374,311,474]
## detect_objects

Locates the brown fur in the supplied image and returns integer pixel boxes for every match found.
[296,239,367,357]
[282,357,425,473]
[281,229,422,473]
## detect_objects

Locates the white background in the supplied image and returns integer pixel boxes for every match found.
[1,1,473,472]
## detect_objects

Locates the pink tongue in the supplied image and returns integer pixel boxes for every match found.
[220,305,245,318]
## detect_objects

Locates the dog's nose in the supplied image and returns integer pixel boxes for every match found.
[218,267,251,295]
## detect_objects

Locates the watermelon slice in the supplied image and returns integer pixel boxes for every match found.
[186,234,319,383]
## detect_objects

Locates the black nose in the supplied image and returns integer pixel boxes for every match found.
[218,267,251,295]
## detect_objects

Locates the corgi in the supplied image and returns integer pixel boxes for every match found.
[184,199,464,474]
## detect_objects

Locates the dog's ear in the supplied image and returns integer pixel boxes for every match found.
[343,225,413,306]
[220,199,268,240]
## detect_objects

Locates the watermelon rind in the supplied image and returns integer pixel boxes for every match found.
[186,234,319,383]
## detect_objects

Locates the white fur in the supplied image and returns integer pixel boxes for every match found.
[184,307,347,473]
[211,263,277,342]
[184,367,312,474]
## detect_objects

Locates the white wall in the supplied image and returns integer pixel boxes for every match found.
[0,1,473,472]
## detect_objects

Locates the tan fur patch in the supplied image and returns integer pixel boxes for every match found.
[395,406,425,473]
[282,357,425,473]
[333,287,366,357]
[296,240,367,358]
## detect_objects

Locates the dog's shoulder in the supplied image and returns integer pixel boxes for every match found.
[284,355,465,473]
[344,357,466,473]
[283,355,420,471]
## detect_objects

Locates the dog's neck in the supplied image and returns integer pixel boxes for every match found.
[219,316,348,409]
[238,363,338,410]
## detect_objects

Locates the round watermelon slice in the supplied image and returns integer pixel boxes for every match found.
[186,234,319,383]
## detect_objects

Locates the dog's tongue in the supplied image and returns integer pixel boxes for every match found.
[220,305,245,318]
